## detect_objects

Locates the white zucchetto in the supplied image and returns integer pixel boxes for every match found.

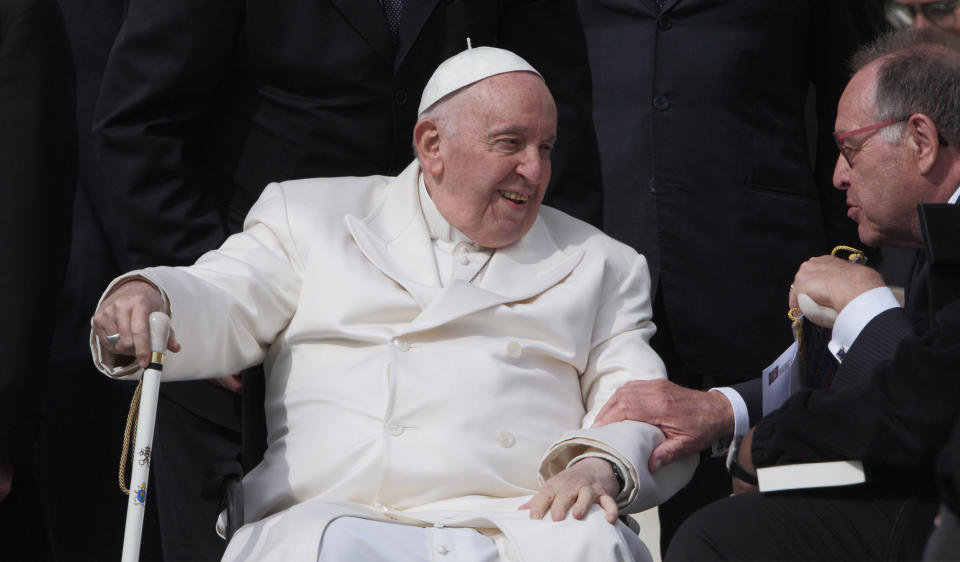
[417,46,543,116]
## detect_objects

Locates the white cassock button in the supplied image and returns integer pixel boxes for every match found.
[506,341,522,358]
[387,420,405,436]
[391,337,410,351]
[437,545,450,555]
[458,253,470,265]
[498,429,516,448]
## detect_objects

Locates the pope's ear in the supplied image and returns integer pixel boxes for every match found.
[414,119,444,175]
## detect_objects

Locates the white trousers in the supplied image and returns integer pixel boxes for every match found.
[318,517,501,562]
[316,515,649,561]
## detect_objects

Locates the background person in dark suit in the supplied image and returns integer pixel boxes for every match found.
[0,0,76,558]
[576,0,887,546]
[92,1,601,559]
[37,1,162,560]
[663,26,960,561]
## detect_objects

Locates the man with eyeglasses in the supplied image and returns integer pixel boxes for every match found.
[597,25,960,461]
[647,27,960,561]
[894,0,960,31]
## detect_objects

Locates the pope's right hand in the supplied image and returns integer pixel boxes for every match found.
[92,280,180,368]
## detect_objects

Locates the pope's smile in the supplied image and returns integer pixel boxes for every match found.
[498,190,529,203]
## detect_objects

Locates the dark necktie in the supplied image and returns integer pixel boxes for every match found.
[905,250,931,329]
[656,0,667,8]
[381,0,403,46]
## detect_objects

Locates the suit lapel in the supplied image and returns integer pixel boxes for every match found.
[395,0,440,69]
[330,0,395,66]
[406,218,584,333]
[345,162,442,309]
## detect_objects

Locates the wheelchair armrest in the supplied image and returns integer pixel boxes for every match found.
[202,461,244,541]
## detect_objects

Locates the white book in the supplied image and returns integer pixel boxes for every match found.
[757,460,865,493]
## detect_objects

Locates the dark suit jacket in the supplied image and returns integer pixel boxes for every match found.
[0,0,76,464]
[751,299,960,499]
[578,0,885,380]
[938,417,960,516]
[93,0,601,274]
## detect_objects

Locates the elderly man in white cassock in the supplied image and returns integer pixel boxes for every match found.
[90,47,696,562]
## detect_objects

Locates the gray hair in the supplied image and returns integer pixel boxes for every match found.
[851,28,960,146]
[412,87,471,157]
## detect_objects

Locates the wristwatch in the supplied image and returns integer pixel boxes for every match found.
[606,459,625,496]
[725,435,759,486]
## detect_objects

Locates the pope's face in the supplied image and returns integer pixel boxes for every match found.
[427,72,557,248]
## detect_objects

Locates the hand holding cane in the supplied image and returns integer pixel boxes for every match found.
[120,312,170,562]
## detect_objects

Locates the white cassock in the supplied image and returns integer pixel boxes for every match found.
[91,160,697,562]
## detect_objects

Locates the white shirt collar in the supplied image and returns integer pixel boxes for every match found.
[949,184,960,205]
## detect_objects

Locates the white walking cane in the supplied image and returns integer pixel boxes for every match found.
[120,311,170,562]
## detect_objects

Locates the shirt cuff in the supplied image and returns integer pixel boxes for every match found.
[707,387,748,456]
[828,287,901,362]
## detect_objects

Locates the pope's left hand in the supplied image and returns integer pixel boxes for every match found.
[519,457,619,524]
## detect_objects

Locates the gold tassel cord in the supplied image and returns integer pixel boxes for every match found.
[119,380,144,495]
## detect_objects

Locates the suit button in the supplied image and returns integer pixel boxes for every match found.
[658,15,673,30]
[387,419,405,436]
[391,337,410,351]
[393,89,408,106]
[498,429,516,448]
[648,178,656,193]
[506,341,522,358]
[653,95,670,111]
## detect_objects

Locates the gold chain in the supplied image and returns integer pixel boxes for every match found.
[118,380,144,495]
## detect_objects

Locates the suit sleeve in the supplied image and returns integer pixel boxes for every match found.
[0,0,76,463]
[831,307,914,388]
[93,0,243,270]
[807,0,886,250]
[730,377,764,427]
[751,302,960,477]
[498,0,603,227]
[538,250,696,513]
